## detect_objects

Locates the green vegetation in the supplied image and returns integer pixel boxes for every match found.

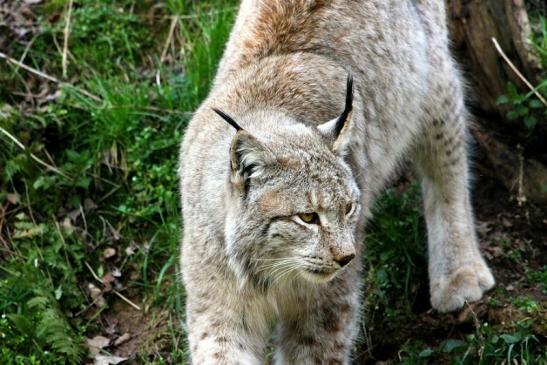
[364,184,428,327]
[497,15,547,131]
[398,321,547,365]
[0,1,545,364]
[363,187,547,365]
[1,0,236,363]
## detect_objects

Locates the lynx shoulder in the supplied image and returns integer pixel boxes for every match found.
[179,1,494,363]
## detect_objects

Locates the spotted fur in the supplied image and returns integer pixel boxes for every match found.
[179,1,495,363]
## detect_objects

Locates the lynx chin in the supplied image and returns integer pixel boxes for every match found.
[178,1,495,363]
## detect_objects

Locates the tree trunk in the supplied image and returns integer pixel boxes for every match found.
[445,0,547,205]
[446,0,542,114]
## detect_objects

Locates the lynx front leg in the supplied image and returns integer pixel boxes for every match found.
[415,91,494,313]
[186,300,267,365]
[274,281,359,365]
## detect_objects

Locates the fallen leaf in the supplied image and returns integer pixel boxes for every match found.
[88,283,106,307]
[86,335,110,357]
[68,208,81,222]
[102,272,115,291]
[125,242,137,256]
[94,354,127,365]
[6,193,20,205]
[84,198,99,211]
[103,247,116,259]
[111,267,122,278]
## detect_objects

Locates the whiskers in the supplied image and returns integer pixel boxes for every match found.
[253,257,302,286]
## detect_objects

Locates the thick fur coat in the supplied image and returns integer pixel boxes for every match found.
[179,1,495,363]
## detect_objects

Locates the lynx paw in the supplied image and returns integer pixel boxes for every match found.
[431,261,495,313]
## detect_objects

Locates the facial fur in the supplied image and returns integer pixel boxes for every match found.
[223,122,361,287]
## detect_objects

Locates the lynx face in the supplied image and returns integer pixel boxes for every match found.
[217,78,360,286]
[224,124,361,286]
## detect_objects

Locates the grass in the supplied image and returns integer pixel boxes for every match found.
[1,0,236,363]
[362,187,547,364]
[0,1,546,364]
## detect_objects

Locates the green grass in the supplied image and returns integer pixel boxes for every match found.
[364,184,428,327]
[1,1,546,364]
[363,187,547,365]
[397,323,547,365]
[1,0,236,363]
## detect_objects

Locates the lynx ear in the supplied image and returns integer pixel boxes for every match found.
[212,108,273,194]
[318,75,354,155]
[229,131,273,194]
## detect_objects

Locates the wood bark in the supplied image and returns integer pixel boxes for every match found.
[446,0,543,114]
[445,0,547,205]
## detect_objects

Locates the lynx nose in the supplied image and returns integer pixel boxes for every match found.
[334,253,355,267]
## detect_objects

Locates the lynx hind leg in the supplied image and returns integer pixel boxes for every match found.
[414,83,494,313]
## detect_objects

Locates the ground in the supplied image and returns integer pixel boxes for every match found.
[0,1,545,364]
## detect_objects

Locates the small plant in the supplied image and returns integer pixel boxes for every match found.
[497,15,547,132]
[361,183,428,340]
[513,296,540,314]
[398,321,547,365]
[497,83,545,131]
[527,266,547,291]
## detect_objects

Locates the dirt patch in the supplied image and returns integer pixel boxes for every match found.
[357,172,547,364]
[84,297,184,364]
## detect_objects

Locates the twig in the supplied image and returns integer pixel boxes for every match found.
[0,51,102,103]
[112,290,141,311]
[43,148,58,167]
[24,181,36,225]
[84,261,142,311]
[62,0,74,78]
[54,220,72,270]
[156,15,179,88]
[1,51,185,117]
[84,261,102,282]
[0,126,70,178]
[79,205,88,235]
[161,15,178,63]
[74,294,104,317]
[18,35,38,68]
[0,203,8,249]
[492,37,547,107]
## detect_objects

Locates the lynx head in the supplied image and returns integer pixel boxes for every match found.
[215,76,360,287]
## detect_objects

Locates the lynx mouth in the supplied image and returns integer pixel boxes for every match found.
[307,268,335,275]
[300,267,338,283]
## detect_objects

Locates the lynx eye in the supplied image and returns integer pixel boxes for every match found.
[298,213,320,225]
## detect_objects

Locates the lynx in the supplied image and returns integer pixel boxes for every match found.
[179,0,495,363]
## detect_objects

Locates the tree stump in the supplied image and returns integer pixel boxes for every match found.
[445,0,547,205]
[446,0,543,114]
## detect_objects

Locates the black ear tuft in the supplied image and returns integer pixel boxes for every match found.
[212,108,243,131]
[333,74,353,138]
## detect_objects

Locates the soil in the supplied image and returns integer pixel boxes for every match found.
[355,173,547,364]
